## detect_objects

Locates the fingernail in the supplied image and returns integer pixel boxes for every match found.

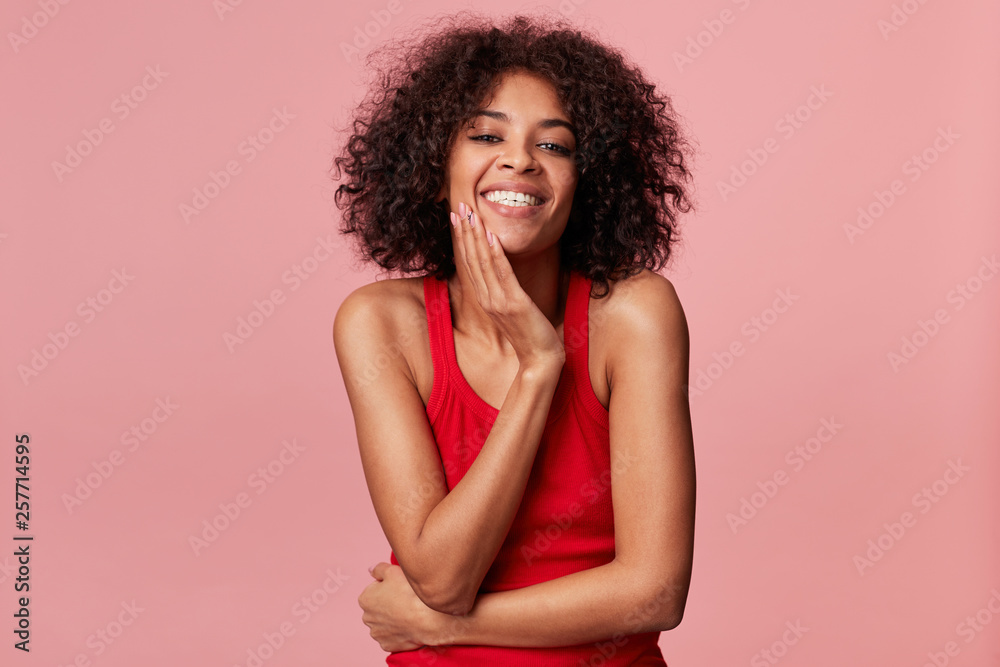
[450,211,457,227]
[459,202,467,217]
[468,211,475,228]
[486,229,493,245]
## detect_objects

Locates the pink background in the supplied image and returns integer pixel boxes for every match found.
[3,0,998,664]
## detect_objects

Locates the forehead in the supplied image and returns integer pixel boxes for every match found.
[475,70,571,123]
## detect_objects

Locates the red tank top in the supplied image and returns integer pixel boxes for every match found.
[385,269,667,666]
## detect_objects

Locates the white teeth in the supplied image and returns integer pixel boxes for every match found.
[484,190,541,206]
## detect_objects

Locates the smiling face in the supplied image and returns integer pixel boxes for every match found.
[437,68,580,255]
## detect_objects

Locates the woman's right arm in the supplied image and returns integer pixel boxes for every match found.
[334,284,562,616]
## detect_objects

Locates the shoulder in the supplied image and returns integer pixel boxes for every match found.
[592,269,689,383]
[592,269,687,339]
[333,276,427,372]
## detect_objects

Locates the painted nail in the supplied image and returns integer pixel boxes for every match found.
[486,229,493,245]
[468,211,475,228]
[459,202,467,217]
[450,211,457,227]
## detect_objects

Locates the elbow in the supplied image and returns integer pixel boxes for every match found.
[635,576,690,633]
[427,595,475,617]
[415,588,476,617]
[409,574,477,617]
[641,594,685,632]
[657,605,685,632]
[397,543,481,615]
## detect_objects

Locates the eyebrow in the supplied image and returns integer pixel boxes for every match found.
[469,109,576,135]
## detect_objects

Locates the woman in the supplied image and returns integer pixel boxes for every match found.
[332,12,696,665]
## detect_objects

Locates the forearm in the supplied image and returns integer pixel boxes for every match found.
[413,363,561,612]
[425,559,687,648]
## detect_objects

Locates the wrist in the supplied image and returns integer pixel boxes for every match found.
[424,607,470,647]
[517,357,564,384]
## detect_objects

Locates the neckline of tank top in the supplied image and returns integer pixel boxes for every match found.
[428,269,594,425]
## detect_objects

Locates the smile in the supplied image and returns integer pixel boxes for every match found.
[483,190,543,207]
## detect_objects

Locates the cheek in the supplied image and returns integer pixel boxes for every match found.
[552,164,579,193]
[556,177,578,206]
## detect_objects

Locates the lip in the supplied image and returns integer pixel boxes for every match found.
[479,181,547,203]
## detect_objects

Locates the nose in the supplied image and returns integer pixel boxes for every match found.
[497,139,537,172]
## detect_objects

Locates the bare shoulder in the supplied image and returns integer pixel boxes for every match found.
[593,268,687,340]
[592,269,689,388]
[333,277,418,337]
[332,277,427,385]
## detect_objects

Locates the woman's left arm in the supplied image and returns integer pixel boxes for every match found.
[363,273,696,650]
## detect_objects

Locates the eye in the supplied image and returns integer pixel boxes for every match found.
[469,134,573,157]
[539,142,572,156]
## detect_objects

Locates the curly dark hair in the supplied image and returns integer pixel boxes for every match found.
[331,10,696,298]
